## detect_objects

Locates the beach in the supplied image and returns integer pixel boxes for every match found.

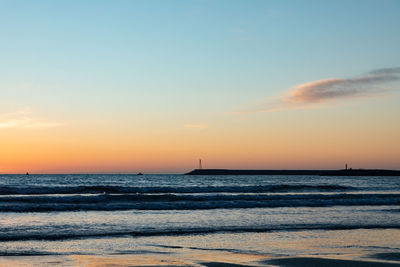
[1,230,400,266]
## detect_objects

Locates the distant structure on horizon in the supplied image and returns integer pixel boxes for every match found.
[199,159,202,169]
[186,168,400,176]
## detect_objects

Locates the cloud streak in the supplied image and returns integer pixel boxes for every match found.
[243,67,400,113]
[0,108,63,129]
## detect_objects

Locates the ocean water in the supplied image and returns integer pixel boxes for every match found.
[0,174,399,265]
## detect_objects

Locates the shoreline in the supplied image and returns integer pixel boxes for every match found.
[1,229,400,266]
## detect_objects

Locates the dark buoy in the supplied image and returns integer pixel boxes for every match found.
[137,172,143,175]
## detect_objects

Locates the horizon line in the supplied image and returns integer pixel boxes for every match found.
[1,167,400,175]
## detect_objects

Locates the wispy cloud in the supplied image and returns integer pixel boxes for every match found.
[184,123,208,129]
[0,108,63,129]
[240,67,400,113]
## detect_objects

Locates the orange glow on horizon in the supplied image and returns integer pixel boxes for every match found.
[1,114,399,174]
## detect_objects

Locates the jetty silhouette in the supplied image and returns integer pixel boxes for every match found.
[185,169,400,176]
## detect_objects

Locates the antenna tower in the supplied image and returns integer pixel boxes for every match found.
[199,159,202,169]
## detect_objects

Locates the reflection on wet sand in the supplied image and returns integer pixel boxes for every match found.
[1,225,399,266]
[1,250,400,267]
[264,257,400,266]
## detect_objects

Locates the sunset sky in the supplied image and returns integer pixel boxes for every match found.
[1,0,399,173]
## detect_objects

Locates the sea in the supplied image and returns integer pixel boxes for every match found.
[0,174,399,266]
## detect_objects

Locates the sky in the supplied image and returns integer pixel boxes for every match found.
[0,0,399,173]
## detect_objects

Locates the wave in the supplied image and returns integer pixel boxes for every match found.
[0,251,61,256]
[0,184,353,195]
[0,193,399,212]
[1,224,400,242]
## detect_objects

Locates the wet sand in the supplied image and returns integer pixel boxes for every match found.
[1,232,400,267]
[0,252,266,267]
[1,253,400,267]
[371,253,400,262]
[264,257,400,267]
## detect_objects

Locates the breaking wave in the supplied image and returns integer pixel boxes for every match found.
[1,224,400,242]
[0,184,352,195]
[0,193,399,212]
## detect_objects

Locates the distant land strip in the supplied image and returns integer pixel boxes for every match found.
[185,169,400,176]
